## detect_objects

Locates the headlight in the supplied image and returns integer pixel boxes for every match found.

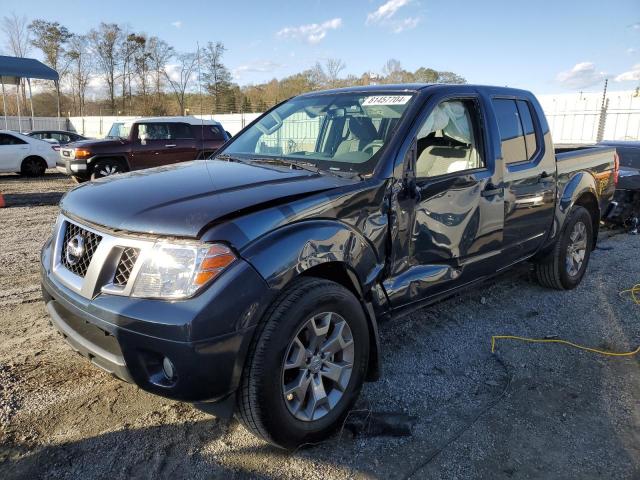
[131,242,236,299]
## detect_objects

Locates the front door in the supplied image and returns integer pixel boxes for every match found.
[385,93,504,308]
[0,133,29,172]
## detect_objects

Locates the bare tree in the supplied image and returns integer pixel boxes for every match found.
[382,58,404,83]
[164,52,197,115]
[65,34,93,117]
[1,13,31,57]
[1,13,31,113]
[201,41,231,113]
[132,35,152,112]
[147,37,173,100]
[29,19,73,114]
[119,31,145,113]
[324,58,345,86]
[88,23,122,114]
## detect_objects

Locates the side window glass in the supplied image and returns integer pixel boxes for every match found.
[415,99,485,178]
[516,100,538,160]
[138,123,170,141]
[169,123,194,139]
[492,99,527,164]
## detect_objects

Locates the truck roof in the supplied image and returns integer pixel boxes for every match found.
[117,116,222,126]
[297,83,534,98]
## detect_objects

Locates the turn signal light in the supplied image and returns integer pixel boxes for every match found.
[74,148,92,159]
[193,245,236,287]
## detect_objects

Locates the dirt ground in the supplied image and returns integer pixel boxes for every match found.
[0,172,638,479]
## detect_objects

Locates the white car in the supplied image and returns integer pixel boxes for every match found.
[0,130,59,176]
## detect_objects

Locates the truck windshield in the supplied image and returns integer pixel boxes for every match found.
[107,122,131,139]
[220,92,415,175]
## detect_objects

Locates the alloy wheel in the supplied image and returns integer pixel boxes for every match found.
[97,164,121,176]
[281,312,354,422]
[566,221,587,277]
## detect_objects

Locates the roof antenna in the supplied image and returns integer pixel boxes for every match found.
[196,41,205,159]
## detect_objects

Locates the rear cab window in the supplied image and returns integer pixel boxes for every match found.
[492,98,540,164]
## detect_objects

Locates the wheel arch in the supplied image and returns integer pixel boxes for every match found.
[88,155,130,172]
[241,220,386,381]
[556,172,601,250]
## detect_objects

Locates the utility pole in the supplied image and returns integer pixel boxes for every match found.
[596,79,608,143]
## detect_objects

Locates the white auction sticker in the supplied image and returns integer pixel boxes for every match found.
[362,95,412,106]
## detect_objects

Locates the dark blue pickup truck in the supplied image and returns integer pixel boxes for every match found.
[41,84,618,448]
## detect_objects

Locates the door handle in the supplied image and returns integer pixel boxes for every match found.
[165,144,176,148]
[538,170,551,181]
[481,186,503,197]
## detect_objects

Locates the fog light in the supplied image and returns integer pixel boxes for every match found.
[162,356,176,381]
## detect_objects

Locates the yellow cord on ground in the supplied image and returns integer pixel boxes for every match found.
[491,336,640,357]
[619,284,640,305]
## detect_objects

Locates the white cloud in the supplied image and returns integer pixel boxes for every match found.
[366,0,410,25]
[630,22,640,30]
[232,60,283,80]
[627,47,638,55]
[392,17,420,33]
[171,21,182,28]
[276,18,342,44]
[556,62,606,88]
[615,64,640,82]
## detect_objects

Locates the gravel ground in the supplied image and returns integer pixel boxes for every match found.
[0,172,639,479]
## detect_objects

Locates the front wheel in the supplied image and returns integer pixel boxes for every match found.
[91,159,126,180]
[534,206,593,290]
[237,277,370,449]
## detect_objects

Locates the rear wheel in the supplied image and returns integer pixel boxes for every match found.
[534,206,593,290]
[237,277,370,449]
[20,156,47,177]
[91,158,126,180]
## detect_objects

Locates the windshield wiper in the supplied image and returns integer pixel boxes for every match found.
[249,157,321,175]
[214,153,249,163]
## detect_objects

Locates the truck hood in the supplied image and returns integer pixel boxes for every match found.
[60,160,350,237]
[66,138,126,149]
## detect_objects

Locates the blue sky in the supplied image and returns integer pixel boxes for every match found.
[2,0,639,94]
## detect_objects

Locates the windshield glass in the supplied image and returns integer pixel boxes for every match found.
[107,122,131,139]
[220,92,415,175]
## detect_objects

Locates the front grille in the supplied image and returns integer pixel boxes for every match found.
[61,222,102,277]
[113,247,139,286]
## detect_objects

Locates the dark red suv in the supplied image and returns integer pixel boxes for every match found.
[58,117,229,182]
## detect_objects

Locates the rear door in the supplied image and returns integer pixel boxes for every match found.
[167,123,198,162]
[492,97,556,264]
[385,91,505,307]
[0,133,29,172]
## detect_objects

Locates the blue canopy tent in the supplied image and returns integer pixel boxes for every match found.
[0,55,60,131]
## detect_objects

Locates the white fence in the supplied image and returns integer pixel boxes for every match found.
[2,90,639,144]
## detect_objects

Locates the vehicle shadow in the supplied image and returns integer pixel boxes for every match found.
[1,419,279,480]
[1,191,65,207]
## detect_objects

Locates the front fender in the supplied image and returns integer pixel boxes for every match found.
[240,220,384,293]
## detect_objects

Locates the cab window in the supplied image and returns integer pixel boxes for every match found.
[415,99,485,178]
[492,99,527,164]
[138,123,171,141]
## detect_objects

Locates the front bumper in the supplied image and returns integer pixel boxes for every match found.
[57,153,88,176]
[41,239,274,403]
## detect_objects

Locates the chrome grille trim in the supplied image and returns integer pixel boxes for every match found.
[51,214,154,299]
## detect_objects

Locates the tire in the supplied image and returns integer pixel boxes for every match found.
[91,158,126,180]
[534,206,593,290]
[20,156,47,177]
[71,175,88,184]
[237,277,370,449]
